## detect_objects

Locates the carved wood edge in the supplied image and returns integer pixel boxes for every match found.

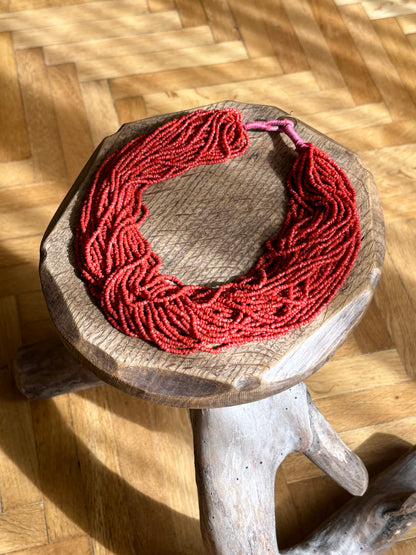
[38,101,385,408]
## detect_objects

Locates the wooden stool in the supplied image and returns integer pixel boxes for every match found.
[14,102,416,553]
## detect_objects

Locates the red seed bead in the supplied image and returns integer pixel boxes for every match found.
[74,108,361,355]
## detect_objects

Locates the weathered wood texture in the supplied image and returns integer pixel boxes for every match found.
[284,448,416,554]
[193,383,416,555]
[2,1,416,552]
[191,382,368,554]
[13,335,102,399]
[39,101,384,408]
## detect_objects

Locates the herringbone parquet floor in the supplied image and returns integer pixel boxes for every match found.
[1,0,416,553]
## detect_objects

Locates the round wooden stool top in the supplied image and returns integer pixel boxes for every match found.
[40,101,384,408]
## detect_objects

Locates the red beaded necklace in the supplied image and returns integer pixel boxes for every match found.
[75,108,361,355]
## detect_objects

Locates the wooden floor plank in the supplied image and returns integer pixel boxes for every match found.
[286,87,356,115]
[340,3,416,120]
[30,395,89,542]
[142,404,201,552]
[390,539,416,554]
[227,0,275,58]
[69,387,144,555]
[0,263,41,297]
[13,47,67,182]
[1,0,416,551]
[330,120,416,151]
[0,504,47,554]
[352,298,394,354]
[0,368,42,511]
[0,0,147,31]
[408,32,416,49]
[358,143,416,176]
[386,222,416,307]
[0,236,41,268]
[306,349,408,400]
[115,96,147,124]
[261,0,309,74]
[76,41,249,82]
[283,415,416,483]
[142,71,320,115]
[274,466,302,549]
[0,32,30,162]
[47,63,94,182]
[315,381,416,432]
[175,0,207,27]
[0,181,68,214]
[142,83,355,119]
[148,0,175,11]
[373,16,416,106]
[105,388,203,554]
[20,319,56,346]
[44,26,215,65]
[301,102,391,134]
[0,183,67,244]
[0,204,58,241]
[12,11,182,49]
[310,0,381,105]
[331,334,362,359]
[281,0,345,89]
[9,536,93,554]
[288,475,349,547]
[8,0,109,12]
[374,170,416,224]
[201,0,240,43]
[17,290,49,325]
[398,13,416,33]
[80,80,120,147]
[0,159,34,188]
[362,0,416,20]
[110,56,283,99]
[0,296,21,367]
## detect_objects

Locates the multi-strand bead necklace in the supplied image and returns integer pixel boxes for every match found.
[75,108,360,354]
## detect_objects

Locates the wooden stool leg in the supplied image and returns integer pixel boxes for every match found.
[284,448,416,554]
[193,416,278,554]
[13,336,103,399]
[190,382,368,555]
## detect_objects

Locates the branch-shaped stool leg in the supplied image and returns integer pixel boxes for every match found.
[13,336,103,399]
[190,382,368,555]
[283,448,416,555]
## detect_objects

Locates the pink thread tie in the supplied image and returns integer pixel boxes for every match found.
[244,119,308,152]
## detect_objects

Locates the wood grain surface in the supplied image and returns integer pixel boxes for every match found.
[1,0,416,553]
[191,382,368,553]
[39,100,384,408]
